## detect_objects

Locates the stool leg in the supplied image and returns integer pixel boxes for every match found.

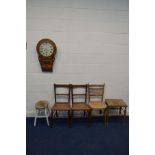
[34,109,38,127]
[45,108,49,126]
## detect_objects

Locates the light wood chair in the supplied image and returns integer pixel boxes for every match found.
[34,100,50,127]
[88,84,108,126]
[51,84,71,127]
[71,84,91,127]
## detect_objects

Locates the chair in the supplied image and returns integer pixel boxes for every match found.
[88,84,107,126]
[51,84,71,127]
[34,100,50,127]
[71,84,91,127]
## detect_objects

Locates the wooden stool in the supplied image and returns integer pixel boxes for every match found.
[105,99,128,124]
[34,100,50,127]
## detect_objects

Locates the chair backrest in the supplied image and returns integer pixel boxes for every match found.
[71,84,87,104]
[88,84,105,102]
[54,84,71,103]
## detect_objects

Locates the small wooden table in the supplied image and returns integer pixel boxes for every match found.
[105,99,128,122]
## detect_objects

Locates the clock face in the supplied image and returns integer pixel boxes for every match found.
[39,42,54,57]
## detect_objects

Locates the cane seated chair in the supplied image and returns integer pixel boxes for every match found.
[88,84,107,126]
[71,84,91,126]
[51,84,71,127]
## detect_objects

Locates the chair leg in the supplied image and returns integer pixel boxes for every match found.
[68,110,72,128]
[45,108,49,126]
[103,109,106,126]
[87,110,91,127]
[71,110,74,126]
[124,107,127,119]
[50,110,54,127]
[105,109,109,127]
[47,106,51,117]
[72,110,74,118]
[56,110,58,117]
[119,107,122,116]
[89,109,92,127]
[99,110,102,114]
[84,110,86,117]
[106,108,109,127]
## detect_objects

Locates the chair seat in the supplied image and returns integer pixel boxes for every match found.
[72,103,90,110]
[35,101,48,109]
[52,103,71,110]
[89,101,107,109]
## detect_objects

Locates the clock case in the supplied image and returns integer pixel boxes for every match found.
[36,38,57,72]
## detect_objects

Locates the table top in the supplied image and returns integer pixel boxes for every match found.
[105,99,127,107]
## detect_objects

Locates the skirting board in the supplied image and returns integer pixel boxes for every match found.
[26,109,129,117]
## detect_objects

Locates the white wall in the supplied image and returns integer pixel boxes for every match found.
[26,0,129,116]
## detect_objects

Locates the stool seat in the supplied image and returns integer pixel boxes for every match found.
[105,99,127,121]
[35,101,48,109]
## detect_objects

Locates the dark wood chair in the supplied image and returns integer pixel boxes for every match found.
[51,84,71,127]
[71,84,91,127]
[88,84,108,126]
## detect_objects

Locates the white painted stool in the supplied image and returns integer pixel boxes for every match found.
[34,100,50,126]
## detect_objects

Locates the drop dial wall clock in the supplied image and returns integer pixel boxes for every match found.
[36,38,57,72]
